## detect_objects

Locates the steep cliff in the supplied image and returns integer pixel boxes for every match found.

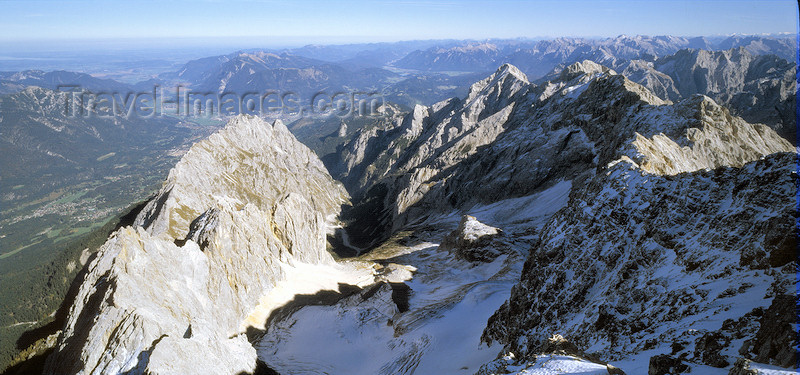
[44,116,349,375]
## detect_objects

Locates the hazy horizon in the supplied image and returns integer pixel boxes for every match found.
[0,32,795,56]
[1,0,796,50]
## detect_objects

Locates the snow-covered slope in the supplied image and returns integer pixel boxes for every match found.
[482,152,797,373]
[255,182,572,375]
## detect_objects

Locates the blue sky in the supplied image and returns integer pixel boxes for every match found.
[0,0,796,45]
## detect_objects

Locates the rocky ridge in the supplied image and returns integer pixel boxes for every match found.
[44,116,349,374]
[335,60,792,248]
[165,51,395,99]
[647,48,795,141]
[327,61,795,373]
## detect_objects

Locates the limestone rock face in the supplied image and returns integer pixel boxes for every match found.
[620,59,680,101]
[335,61,792,248]
[625,94,793,175]
[45,115,349,375]
[644,47,796,142]
[745,294,797,368]
[134,115,347,239]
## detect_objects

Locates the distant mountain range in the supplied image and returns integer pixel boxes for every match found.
[160,51,397,97]
[0,70,132,95]
[1,34,794,122]
[393,35,795,78]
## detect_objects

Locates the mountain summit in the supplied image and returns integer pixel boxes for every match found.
[45,116,348,374]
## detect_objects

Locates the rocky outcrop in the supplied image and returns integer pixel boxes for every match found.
[626,94,792,175]
[744,294,798,368]
[648,354,689,375]
[440,215,506,262]
[620,59,680,101]
[44,115,349,375]
[481,152,796,370]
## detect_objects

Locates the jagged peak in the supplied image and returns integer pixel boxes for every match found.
[495,63,528,82]
[670,93,736,122]
[46,115,349,375]
[680,93,717,107]
[135,114,348,239]
[622,92,793,175]
[622,59,654,69]
[399,104,430,137]
[558,60,616,82]
[465,63,529,103]
[20,85,50,95]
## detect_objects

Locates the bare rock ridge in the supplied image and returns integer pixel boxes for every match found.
[253,61,793,373]
[44,116,348,375]
[329,62,796,372]
[535,46,795,142]
[336,60,792,248]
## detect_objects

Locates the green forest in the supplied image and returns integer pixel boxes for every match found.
[0,200,146,373]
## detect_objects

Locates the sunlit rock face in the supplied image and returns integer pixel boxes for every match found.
[45,115,349,375]
[327,62,795,373]
[134,115,348,240]
[334,61,792,248]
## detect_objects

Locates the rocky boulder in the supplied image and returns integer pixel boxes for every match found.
[440,215,505,262]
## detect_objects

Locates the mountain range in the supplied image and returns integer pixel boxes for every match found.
[394,35,795,78]
[24,58,796,375]
[0,34,796,375]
